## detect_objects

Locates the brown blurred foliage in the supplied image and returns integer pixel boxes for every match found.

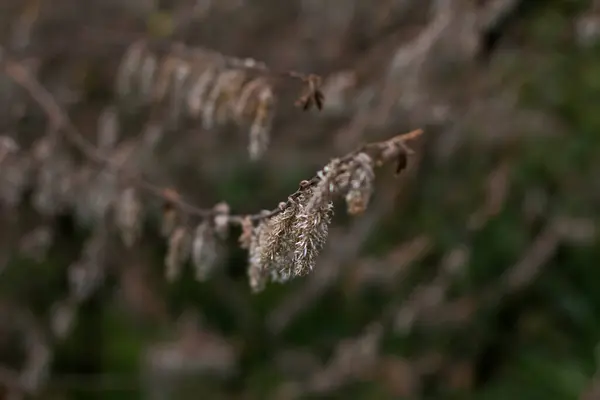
[1,0,600,399]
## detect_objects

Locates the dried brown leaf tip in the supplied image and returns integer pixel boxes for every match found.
[192,221,219,282]
[296,74,324,111]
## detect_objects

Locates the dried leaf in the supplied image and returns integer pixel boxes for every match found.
[115,187,143,247]
[165,226,191,282]
[239,216,254,250]
[192,221,219,282]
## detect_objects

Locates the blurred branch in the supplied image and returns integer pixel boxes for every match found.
[1,56,422,227]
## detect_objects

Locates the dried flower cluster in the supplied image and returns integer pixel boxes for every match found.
[2,54,422,295]
[116,40,278,160]
[162,202,228,283]
[243,129,421,292]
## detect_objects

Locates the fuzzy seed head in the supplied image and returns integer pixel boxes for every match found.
[239,216,254,250]
[115,187,142,248]
[165,226,191,282]
[292,190,333,277]
[258,199,300,280]
[160,206,178,238]
[192,221,219,282]
[307,158,342,212]
[345,152,375,215]
[213,202,230,239]
[247,220,270,293]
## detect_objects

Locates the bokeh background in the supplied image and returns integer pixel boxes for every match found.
[1,0,600,398]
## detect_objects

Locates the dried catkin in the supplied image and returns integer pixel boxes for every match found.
[97,106,119,151]
[192,221,219,282]
[248,86,274,160]
[186,66,217,118]
[345,152,375,215]
[203,69,245,129]
[292,191,333,277]
[165,226,191,282]
[116,41,146,98]
[167,62,192,125]
[247,220,270,293]
[153,55,179,103]
[113,43,280,160]
[215,71,247,125]
[238,216,254,250]
[306,158,342,212]
[139,52,158,101]
[259,201,299,282]
[233,77,268,122]
[212,202,230,239]
[160,206,178,238]
[115,187,142,247]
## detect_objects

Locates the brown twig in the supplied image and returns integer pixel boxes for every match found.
[1,57,422,226]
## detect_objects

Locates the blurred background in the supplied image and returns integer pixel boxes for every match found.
[1,0,600,398]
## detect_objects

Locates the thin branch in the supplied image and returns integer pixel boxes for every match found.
[1,57,422,226]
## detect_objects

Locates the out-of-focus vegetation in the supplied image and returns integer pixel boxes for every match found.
[1,0,600,399]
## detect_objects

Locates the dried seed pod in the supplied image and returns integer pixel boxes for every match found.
[115,187,143,247]
[154,55,179,102]
[186,66,217,118]
[215,71,247,125]
[238,216,254,249]
[97,106,119,151]
[292,192,333,277]
[259,201,299,280]
[142,122,164,149]
[160,203,178,238]
[202,69,246,129]
[165,226,191,282]
[345,152,375,215]
[296,75,324,111]
[213,202,230,239]
[248,86,275,160]
[139,52,158,101]
[247,220,270,292]
[233,77,268,122]
[306,158,342,212]
[50,300,76,340]
[116,40,147,98]
[32,155,75,216]
[192,221,219,282]
[167,61,192,125]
